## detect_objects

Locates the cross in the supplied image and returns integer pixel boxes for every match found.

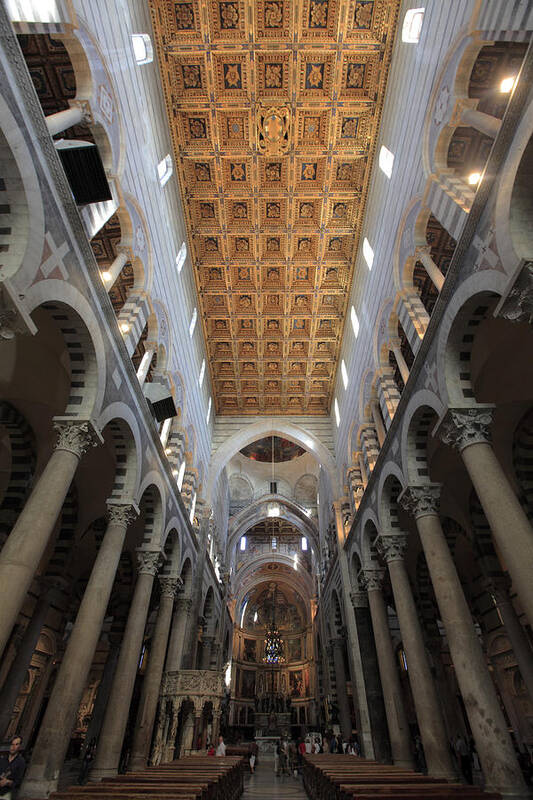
[41,231,70,279]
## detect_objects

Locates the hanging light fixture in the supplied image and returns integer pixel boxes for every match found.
[263,583,285,664]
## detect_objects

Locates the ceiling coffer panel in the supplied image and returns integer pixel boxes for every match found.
[150,0,400,415]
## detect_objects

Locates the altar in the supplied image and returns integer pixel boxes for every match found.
[255,736,280,756]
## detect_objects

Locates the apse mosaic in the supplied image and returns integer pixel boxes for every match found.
[150,0,400,414]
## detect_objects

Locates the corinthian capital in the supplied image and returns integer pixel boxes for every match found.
[350,589,368,608]
[399,485,441,519]
[376,533,408,564]
[360,568,385,592]
[159,575,182,599]
[106,501,138,528]
[53,419,101,458]
[499,261,533,325]
[136,549,162,576]
[437,407,494,451]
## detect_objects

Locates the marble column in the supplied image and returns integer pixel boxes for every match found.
[0,582,58,739]
[45,103,90,136]
[488,577,533,703]
[129,574,181,771]
[211,710,221,743]
[331,637,352,739]
[390,339,410,385]
[90,550,161,780]
[136,348,156,387]
[415,248,445,292]
[460,106,502,139]
[400,485,527,797]
[350,588,391,763]
[0,420,100,660]
[165,597,193,671]
[371,401,387,447]
[360,569,414,769]
[439,408,533,625]
[377,534,455,779]
[83,644,120,748]
[103,249,129,288]
[21,502,138,798]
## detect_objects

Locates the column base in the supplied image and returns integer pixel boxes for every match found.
[19,777,59,799]
[89,767,118,782]
[490,788,533,800]
[127,756,147,773]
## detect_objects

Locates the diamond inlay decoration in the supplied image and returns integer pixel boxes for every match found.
[150,0,400,414]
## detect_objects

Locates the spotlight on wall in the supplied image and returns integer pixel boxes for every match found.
[120,322,130,333]
[500,76,517,94]
[468,172,481,186]
[165,447,172,455]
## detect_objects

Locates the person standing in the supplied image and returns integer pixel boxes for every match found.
[215,734,226,757]
[455,734,472,784]
[0,736,26,799]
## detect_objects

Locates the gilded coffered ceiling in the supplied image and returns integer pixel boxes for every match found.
[149,0,399,415]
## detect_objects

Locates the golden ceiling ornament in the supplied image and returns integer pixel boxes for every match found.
[257,106,291,155]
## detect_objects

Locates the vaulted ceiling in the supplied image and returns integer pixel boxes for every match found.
[149,0,399,415]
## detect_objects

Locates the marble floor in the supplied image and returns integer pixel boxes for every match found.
[242,758,309,799]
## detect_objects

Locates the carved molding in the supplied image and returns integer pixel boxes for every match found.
[53,420,101,458]
[106,502,138,529]
[360,568,385,592]
[136,550,162,576]
[159,575,183,599]
[376,533,408,564]
[438,407,494,451]
[399,485,442,519]
[499,261,533,325]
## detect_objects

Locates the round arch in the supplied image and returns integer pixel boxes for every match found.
[227,496,319,559]
[207,420,339,504]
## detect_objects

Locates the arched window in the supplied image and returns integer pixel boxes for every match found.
[402,8,424,43]
[157,154,173,186]
[176,241,187,273]
[132,34,153,65]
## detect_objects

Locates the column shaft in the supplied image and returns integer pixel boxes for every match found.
[367,587,414,768]
[371,402,387,447]
[495,594,533,703]
[90,553,159,780]
[332,641,352,739]
[200,636,213,670]
[460,107,502,138]
[387,557,455,778]
[417,250,445,292]
[0,421,97,659]
[461,441,533,625]
[415,510,526,796]
[165,599,192,671]
[45,106,85,136]
[21,506,134,798]
[105,251,128,287]
[136,349,156,387]
[0,592,52,739]
[129,583,176,771]
[392,345,410,385]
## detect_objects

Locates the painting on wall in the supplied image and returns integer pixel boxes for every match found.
[243,638,256,662]
[289,669,304,698]
[241,669,256,698]
[288,638,302,662]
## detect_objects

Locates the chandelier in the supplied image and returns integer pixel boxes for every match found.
[263,583,285,664]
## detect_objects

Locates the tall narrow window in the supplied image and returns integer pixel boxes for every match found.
[206,397,212,424]
[351,306,360,338]
[341,359,349,390]
[379,146,394,178]
[402,8,425,43]
[334,397,340,427]
[176,242,187,273]
[199,358,206,387]
[270,481,277,495]
[301,536,308,551]
[157,155,173,186]
[271,537,277,550]
[240,536,247,551]
[189,307,197,338]
[132,34,153,65]
[363,238,374,270]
